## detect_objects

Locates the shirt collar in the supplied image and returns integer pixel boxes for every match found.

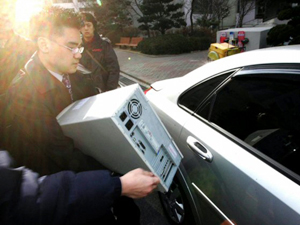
[48,70,63,82]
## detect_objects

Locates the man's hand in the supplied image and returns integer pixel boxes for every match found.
[120,168,160,199]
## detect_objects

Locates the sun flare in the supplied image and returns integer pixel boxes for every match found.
[15,0,44,23]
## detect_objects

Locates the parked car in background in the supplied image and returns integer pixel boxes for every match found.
[145,45,300,225]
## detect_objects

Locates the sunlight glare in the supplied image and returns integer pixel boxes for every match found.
[15,0,44,23]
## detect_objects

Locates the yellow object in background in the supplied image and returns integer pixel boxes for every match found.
[208,43,241,61]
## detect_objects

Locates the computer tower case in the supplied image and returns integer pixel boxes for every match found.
[57,84,183,192]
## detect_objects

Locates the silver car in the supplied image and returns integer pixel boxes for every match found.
[145,45,300,225]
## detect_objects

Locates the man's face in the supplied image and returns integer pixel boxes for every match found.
[0,1,15,33]
[80,21,95,40]
[46,27,82,75]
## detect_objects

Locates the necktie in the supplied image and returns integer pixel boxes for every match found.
[62,74,73,102]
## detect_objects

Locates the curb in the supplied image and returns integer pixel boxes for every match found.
[120,70,151,88]
[114,48,208,58]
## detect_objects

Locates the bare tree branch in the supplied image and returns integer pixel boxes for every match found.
[236,0,256,27]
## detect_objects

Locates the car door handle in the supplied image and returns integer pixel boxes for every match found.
[187,136,213,162]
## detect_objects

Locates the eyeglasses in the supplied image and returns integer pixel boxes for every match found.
[48,39,84,55]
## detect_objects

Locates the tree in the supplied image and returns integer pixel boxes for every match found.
[128,0,143,18]
[194,0,213,28]
[181,0,197,35]
[137,0,186,36]
[267,3,300,46]
[212,0,231,29]
[127,0,157,37]
[189,0,196,34]
[193,0,230,30]
[82,0,133,35]
[236,0,256,27]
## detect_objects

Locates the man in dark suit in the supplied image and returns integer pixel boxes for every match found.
[1,7,159,225]
[2,7,98,175]
[0,0,36,132]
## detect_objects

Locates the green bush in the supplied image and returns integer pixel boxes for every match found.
[267,24,294,46]
[104,30,122,45]
[122,26,142,38]
[192,27,216,41]
[267,5,300,46]
[139,34,193,55]
[138,34,212,55]
[189,36,211,51]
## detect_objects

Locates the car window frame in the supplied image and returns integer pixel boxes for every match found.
[177,69,240,114]
[185,64,300,185]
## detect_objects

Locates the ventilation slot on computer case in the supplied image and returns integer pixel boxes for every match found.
[128,99,142,119]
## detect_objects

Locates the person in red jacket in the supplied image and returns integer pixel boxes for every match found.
[80,12,120,93]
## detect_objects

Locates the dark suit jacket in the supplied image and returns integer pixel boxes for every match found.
[0,32,36,94]
[2,53,102,175]
[0,151,121,225]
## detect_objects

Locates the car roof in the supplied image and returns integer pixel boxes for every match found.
[152,45,300,99]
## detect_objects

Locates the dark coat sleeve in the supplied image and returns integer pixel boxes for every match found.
[2,167,121,225]
[102,42,120,91]
[39,170,121,225]
[0,167,22,225]
[0,151,121,225]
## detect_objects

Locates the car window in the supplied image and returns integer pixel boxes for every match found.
[178,72,233,112]
[196,72,300,176]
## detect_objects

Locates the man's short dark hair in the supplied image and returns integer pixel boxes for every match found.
[81,12,98,33]
[30,6,83,42]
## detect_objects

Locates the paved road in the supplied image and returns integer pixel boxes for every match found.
[115,48,209,85]
[134,192,171,225]
[115,48,208,225]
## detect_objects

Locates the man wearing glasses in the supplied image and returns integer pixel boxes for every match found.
[2,6,99,175]
[2,7,159,225]
[0,4,159,225]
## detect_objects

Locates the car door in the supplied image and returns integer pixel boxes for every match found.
[176,65,300,225]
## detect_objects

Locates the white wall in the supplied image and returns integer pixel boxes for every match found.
[216,27,272,51]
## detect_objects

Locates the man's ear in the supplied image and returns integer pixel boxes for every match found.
[37,37,49,53]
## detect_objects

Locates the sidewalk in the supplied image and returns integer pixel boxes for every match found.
[114,48,209,85]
